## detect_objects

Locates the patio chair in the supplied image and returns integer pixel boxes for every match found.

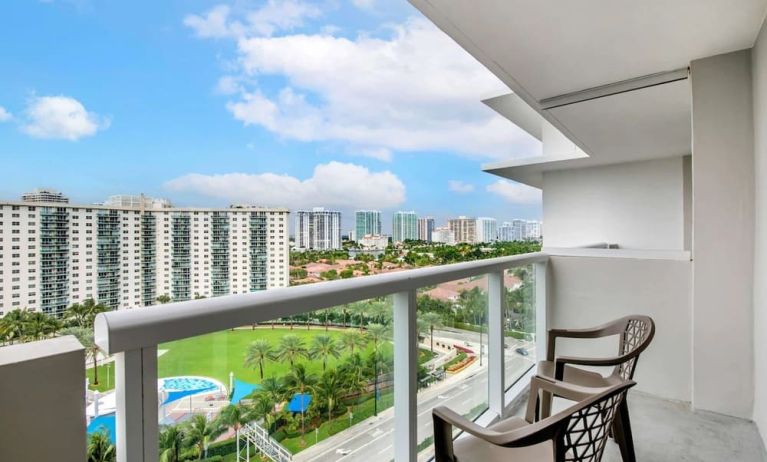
[537,315,655,462]
[433,376,635,461]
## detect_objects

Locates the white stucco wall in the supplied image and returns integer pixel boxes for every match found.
[691,49,755,419]
[0,336,86,462]
[542,157,688,250]
[752,20,767,448]
[547,255,692,403]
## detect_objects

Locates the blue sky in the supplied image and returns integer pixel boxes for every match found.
[0,0,542,232]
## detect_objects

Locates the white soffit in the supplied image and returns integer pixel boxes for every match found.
[408,0,766,102]
[482,79,692,187]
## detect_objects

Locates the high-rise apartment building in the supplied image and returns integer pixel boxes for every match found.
[417,217,435,242]
[475,217,497,243]
[448,216,476,244]
[21,188,69,204]
[294,208,342,250]
[355,210,382,240]
[0,198,289,317]
[392,211,418,243]
[525,221,542,240]
[497,222,514,241]
[431,227,456,245]
[103,194,172,209]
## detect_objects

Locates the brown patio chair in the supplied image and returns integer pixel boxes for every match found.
[433,376,635,462]
[537,315,655,462]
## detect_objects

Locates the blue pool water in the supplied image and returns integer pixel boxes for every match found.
[87,413,116,443]
[162,377,217,391]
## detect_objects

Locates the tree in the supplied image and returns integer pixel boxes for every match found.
[159,425,185,462]
[275,335,308,367]
[309,335,342,371]
[244,339,273,380]
[349,302,368,330]
[66,298,109,329]
[62,326,101,385]
[419,312,443,353]
[260,377,286,405]
[218,404,252,459]
[340,330,367,356]
[87,429,116,462]
[252,393,277,433]
[316,368,344,422]
[0,309,29,344]
[184,414,220,460]
[284,364,317,442]
[156,294,172,304]
[365,324,389,416]
[25,311,58,340]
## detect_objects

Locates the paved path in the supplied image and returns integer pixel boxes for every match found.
[295,340,535,462]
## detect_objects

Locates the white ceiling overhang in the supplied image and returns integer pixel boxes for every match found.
[409,0,767,186]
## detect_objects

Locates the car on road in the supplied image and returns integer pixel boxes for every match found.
[515,347,529,356]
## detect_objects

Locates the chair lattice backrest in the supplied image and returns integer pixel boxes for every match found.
[557,389,628,461]
[616,316,654,380]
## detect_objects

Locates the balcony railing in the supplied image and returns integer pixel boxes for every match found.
[94,251,548,462]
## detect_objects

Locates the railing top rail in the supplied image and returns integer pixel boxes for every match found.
[95,252,547,354]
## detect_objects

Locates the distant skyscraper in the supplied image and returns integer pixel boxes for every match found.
[295,208,342,250]
[475,217,497,243]
[417,217,435,242]
[392,211,418,243]
[497,222,515,241]
[355,210,381,240]
[525,221,542,240]
[448,216,476,243]
[21,188,69,204]
[511,219,527,241]
[431,227,456,245]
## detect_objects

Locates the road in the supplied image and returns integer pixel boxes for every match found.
[295,340,535,462]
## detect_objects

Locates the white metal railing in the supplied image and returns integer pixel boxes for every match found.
[94,251,549,462]
[241,422,292,462]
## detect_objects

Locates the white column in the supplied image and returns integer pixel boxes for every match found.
[115,346,158,462]
[488,271,505,417]
[393,290,417,462]
[534,261,548,359]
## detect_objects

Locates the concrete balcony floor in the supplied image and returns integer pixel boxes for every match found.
[515,391,767,461]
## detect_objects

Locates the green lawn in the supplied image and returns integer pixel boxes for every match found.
[88,327,406,392]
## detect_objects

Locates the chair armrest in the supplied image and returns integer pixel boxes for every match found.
[525,376,606,422]
[546,319,627,361]
[553,351,636,380]
[432,406,558,460]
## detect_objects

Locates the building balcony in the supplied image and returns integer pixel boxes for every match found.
[5,249,766,461]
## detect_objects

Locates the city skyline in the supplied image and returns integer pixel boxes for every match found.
[0,0,543,235]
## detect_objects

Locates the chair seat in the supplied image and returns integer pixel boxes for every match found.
[537,360,623,388]
[454,416,553,462]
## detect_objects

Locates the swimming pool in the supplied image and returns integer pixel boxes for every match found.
[162,376,218,392]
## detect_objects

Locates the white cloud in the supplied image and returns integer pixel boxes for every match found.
[0,106,11,122]
[185,8,540,161]
[486,180,541,205]
[351,0,375,9]
[448,180,474,193]
[164,161,405,210]
[22,96,108,141]
[184,1,320,39]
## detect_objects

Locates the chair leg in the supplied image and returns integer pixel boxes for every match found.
[540,389,553,419]
[612,398,636,462]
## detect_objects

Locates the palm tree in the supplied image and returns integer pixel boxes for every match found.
[61,326,101,385]
[316,368,343,423]
[252,393,277,433]
[1,309,29,344]
[365,324,389,416]
[309,335,342,371]
[156,294,172,304]
[218,404,252,460]
[244,339,273,380]
[419,312,443,353]
[25,311,57,340]
[184,414,220,460]
[66,298,109,329]
[159,425,184,462]
[87,429,115,462]
[340,330,367,356]
[340,354,369,414]
[349,302,367,330]
[284,364,317,442]
[275,335,308,367]
[260,377,286,405]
